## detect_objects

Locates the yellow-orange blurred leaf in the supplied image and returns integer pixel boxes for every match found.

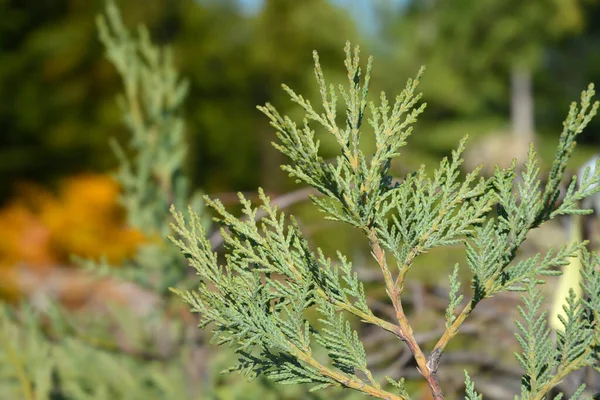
[0,174,146,298]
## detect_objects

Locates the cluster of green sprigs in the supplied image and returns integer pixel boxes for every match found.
[98,1,191,235]
[0,4,211,400]
[170,189,387,394]
[173,40,600,399]
[458,88,599,305]
[464,371,482,400]
[94,0,206,292]
[513,257,600,400]
[376,136,494,283]
[260,43,426,229]
[443,87,600,398]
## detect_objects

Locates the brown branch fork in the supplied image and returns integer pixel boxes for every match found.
[367,227,450,400]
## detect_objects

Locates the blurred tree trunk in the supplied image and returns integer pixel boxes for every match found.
[511,65,535,143]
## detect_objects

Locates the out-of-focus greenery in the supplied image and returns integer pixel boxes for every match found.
[0,0,358,202]
[0,4,368,398]
[4,0,600,204]
[372,1,600,187]
[377,0,587,115]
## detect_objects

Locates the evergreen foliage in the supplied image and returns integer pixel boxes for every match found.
[94,0,205,293]
[1,4,348,399]
[0,3,205,399]
[0,303,191,400]
[172,39,600,399]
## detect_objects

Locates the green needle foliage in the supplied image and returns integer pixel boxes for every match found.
[93,0,206,293]
[172,42,600,399]
[464,371,482,400]
[1,3,205,399]
[2,3,337,399]
[98,2,197,235]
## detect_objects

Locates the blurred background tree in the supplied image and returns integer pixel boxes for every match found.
[374,0,600,172]
[3,0,600,199]
[0,0,358,202]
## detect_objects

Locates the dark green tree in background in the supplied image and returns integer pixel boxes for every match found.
[4,0,600,200]
[0,0,177,199]
[373,0,600,170]
[378,0,586,122]
[179,0,358,192]
[0,0,358,201]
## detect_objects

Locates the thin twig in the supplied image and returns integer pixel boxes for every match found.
[366,227,444,399]
[289,341,406,400]
[431,300,475,359]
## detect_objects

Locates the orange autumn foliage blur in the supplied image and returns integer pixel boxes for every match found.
[0,174,145,297]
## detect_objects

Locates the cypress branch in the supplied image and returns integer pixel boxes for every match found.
[172,40,600,399]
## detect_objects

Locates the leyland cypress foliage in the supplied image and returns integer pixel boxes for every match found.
[93,0,206,293]
[0,3,204,399]
[171,43,600,399]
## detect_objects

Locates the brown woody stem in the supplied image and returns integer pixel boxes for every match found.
[367,227,444,400]
[431,301,475,357]
[289,342,406,400]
